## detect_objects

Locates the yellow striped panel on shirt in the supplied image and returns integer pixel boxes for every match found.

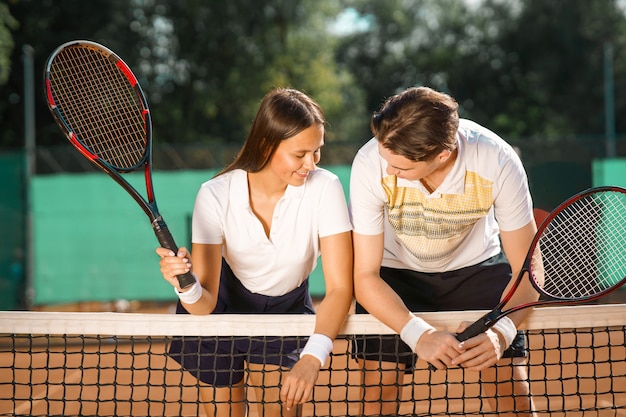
[381,171,493,264]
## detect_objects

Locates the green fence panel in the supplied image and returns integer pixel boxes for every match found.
[32,170,214,305]
[31,166,351,306]
[592,158,626,188]
[0,152,26,310]
[29,160,624,307]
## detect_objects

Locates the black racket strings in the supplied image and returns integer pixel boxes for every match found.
[50,45,147,170]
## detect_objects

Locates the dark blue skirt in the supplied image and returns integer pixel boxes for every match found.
[168,258,314,386]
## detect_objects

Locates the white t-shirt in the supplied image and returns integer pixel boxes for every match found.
[349,119,533,273]
[192,168,352,296]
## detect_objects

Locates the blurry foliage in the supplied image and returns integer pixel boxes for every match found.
[337,0,626,143]
[1,0,626,155]
[0,2,18,86]
[0,0,367,150]
[0,0,145,149]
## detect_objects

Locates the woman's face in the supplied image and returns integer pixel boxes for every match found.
[267,124,324,187]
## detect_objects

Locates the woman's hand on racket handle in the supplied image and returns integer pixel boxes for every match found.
[449,321,504,371]
[156,247,193,292]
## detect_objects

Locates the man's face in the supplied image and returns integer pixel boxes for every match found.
[378,143,439,181]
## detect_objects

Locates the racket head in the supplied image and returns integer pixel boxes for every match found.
[528,186,626,302]
[44,40,151,172]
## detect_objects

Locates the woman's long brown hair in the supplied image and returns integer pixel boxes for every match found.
[218,88,325,176]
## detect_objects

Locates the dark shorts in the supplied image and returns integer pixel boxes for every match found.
[168,259,314,387]
[352,253,527,372]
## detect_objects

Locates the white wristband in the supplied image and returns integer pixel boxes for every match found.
[175,274,203,304]
[300,333,333,366]
[492,316,517,350]
[400,317,435,352]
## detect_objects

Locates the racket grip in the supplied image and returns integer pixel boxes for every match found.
[427,311,495,371]
[152,218,196,289]
[455,313,494,342]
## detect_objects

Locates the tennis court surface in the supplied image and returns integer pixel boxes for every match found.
[1,304,625,416]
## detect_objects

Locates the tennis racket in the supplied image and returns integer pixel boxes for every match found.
[458,186,626,343]
[44,40,196,289]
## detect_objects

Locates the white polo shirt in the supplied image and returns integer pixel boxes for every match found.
[349,118,533,273]
[192,168,352,296]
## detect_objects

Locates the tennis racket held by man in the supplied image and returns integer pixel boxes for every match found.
[44,40,196,289]
[458,186,626,341]
[426,186,626,370]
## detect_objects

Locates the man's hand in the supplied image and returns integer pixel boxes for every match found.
[450,321,505,370]
[415,330,465,370]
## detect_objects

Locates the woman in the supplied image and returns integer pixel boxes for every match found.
[156,88,353,416]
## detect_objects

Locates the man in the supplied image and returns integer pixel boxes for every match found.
[350,86,538,416]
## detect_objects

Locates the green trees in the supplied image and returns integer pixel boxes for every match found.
[1,0,625,155]
[0,2,18,86]
[336,0,626,142]
[0,0,366,149]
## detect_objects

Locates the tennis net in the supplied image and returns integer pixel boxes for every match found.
[1,304,625,416]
